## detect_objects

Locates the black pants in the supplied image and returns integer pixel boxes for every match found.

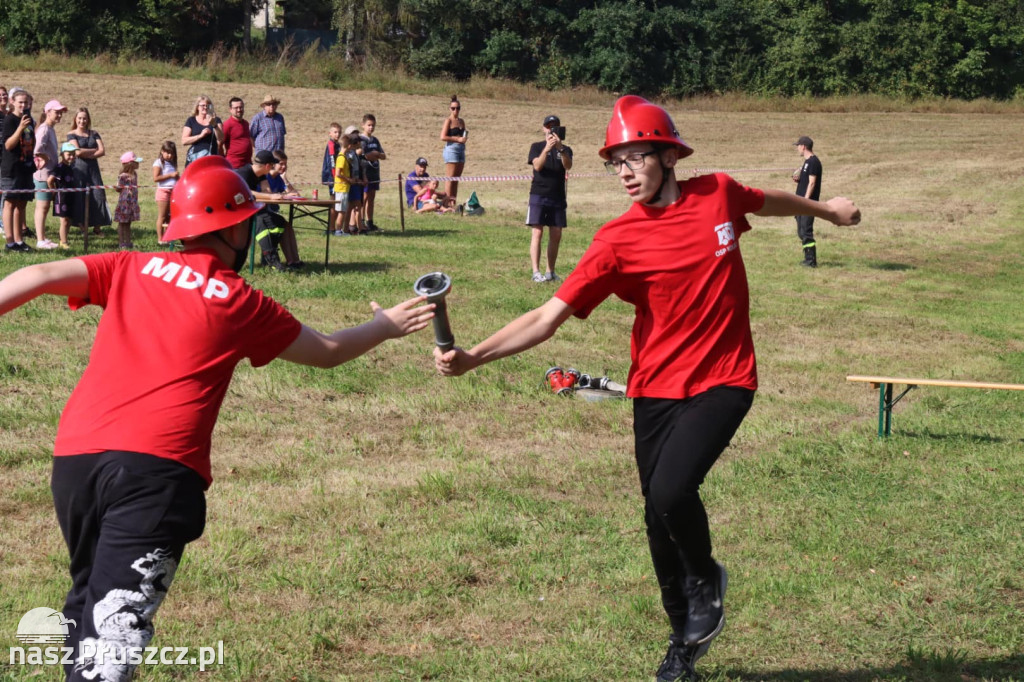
[255,210,285,256]
[634,386,754,637]
[796,214,815,246]
[51,451,206,681]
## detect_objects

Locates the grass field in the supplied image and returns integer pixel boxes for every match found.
[2,70,1024,681]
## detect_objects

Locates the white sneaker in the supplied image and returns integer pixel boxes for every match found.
[36,239,59,250]
[532,271,547,283]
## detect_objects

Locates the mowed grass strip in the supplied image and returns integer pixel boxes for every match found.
[2,73,1024,681]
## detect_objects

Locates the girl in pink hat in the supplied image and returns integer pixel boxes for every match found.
[113,152,141,249]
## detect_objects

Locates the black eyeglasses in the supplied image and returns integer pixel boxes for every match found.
[604,151,657,174]
[450,106,460,111]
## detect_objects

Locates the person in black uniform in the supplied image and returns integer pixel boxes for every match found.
[235,150,294,271]
[793,135,822,267]
[526,114,573,283]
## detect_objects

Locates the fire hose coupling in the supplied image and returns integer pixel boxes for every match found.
[413,272,454,352]
[545,367,579,396]
[545,367,627,398]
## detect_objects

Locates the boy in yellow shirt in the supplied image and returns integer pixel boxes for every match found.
[332,134,360,236]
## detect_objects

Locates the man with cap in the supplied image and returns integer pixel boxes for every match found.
[792,135,822,267]
[0,155,434,682]
[404,157,434,208]
[249,93,286,154]
[236,149,294,271]
[434,96,860,681]
[526,114,573,282]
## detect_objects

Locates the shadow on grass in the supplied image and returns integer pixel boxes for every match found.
[318,261,390,276]
[383,227,461,238]
[898,429,1024,445]
[723,652,1024,681]
[867,261,916,271]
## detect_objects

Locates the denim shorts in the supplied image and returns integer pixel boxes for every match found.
[35,179,54,201]
[443,143,466,164]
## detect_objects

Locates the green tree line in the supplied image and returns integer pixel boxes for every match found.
[3,0,1022,99]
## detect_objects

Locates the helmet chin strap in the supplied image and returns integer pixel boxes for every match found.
[644,158,673,207]
[212,229,252,272]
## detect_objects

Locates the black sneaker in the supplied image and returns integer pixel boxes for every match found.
[14,241,33,252]
[681,562,727,647]
[655,641,701,682]
[263,253,288,272]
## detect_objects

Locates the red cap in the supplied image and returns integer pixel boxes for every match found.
[599,95,693,160]
[163,156,262,242]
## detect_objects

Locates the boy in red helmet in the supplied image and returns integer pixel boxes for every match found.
[434,96,860,681]
[0,155,434,682]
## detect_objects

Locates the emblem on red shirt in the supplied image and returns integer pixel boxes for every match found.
[714,221,737,257]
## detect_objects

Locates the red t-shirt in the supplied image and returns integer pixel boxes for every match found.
[53,250,302,486]
[222,116,253,169]
[555,173,765,399]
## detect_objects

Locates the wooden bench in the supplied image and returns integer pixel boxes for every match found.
[846,375,1024,436]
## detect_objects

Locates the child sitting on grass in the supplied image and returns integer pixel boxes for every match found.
[415,180,454,214]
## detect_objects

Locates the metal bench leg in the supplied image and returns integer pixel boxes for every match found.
[249,217,257,275]
[876,382,915,437]
[877,382,888,437]
[883,383,893,437]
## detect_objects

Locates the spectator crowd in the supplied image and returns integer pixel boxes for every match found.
[3,84,591,283]
[0,85,449,272]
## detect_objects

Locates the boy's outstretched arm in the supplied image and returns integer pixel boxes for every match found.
[434,297,576,377]
[0,260,90,317]
[278,295,435,368]
[756,189,861,226]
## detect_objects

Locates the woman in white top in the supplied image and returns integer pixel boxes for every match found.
[152,141,179,243]
[33,99,67,249]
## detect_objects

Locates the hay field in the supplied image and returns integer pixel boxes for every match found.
[2,70,1024,682]
[6,70,1021,226]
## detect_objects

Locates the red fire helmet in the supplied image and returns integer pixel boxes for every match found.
[163,156,262,242]
[599,95,694,160]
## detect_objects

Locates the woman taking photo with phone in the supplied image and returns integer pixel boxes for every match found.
[182,95,223,167]
[2,88,35,252]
